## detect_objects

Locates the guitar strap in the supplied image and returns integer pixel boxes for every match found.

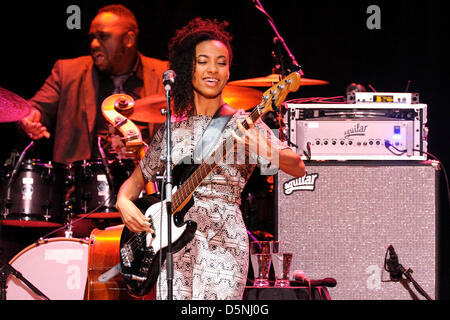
[193,103,236,163]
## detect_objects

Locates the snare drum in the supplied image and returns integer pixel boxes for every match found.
[0,160,68,227]
[5,237,89,300]
[71,159,135,218]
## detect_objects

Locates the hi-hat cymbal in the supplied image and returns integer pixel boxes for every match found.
[228,74,329,87]
[0,87,32,122]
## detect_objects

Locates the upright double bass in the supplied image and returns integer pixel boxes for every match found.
[85,94,159,300]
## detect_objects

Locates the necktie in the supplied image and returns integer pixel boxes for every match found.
[110,73,132,93]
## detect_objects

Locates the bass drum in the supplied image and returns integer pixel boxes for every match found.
[0,159,68,227]
[5,237,89,300]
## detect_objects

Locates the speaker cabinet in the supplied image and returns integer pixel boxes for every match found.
[276,161,440,300]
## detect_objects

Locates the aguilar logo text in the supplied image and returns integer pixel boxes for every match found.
[344,123,368,139]
[283,173,319,195]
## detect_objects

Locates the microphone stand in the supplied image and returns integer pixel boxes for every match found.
[162,83,174,300]
[0,263,50,300]
[272,37,287,78]
[252,0,304,76]
[3,141,34,219]
[398,265,433,300]
[385,245,433,300]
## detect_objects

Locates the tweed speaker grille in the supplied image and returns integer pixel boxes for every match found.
[276,161,439,300]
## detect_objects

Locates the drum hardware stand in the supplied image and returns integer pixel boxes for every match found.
[97,136,115,200]
[81,194,91,214]
[0,263,50,300]
[63,202,74,238]
[1,199,12,221]
[64,218,74,238]
[42,200,52,223]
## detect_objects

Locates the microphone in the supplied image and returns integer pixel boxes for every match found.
[163,70,176,92]
[386,244,404,280]
[4,141,34,217]
[385,245,433,300]
[8,141,34,186]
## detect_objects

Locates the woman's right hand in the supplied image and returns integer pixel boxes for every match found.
[116,196,153,234]
[115,167,153,234]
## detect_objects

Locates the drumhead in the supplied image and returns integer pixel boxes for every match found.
[6,237,89,300]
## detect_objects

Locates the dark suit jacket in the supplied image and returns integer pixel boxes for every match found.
[29,53,167,165]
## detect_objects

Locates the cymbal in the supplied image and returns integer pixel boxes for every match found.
[0,87,32,122]
[127,95,167,123]
[128,86,262,123]
[228,74,329,87]
[223,85,262,110]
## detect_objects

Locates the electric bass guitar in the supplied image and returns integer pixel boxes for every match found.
[118,71,302,297]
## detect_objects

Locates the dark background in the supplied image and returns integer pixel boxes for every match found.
[1,0,448,166]
[0,0,449,299]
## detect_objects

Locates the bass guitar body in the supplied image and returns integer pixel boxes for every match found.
[119,163,198,297]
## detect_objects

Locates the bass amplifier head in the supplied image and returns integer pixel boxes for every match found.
[285,103,428,161]
[276,161,440,300]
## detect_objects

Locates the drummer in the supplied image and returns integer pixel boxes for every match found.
[20,4,167,165]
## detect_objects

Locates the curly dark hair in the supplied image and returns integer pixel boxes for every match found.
[168,17,233,117]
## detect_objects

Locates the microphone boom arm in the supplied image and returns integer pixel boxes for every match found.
[252,0,304,75]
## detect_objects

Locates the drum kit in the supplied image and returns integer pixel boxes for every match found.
[0,74,328,300]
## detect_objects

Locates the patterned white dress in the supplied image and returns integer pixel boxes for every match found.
[140,110,287,300]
